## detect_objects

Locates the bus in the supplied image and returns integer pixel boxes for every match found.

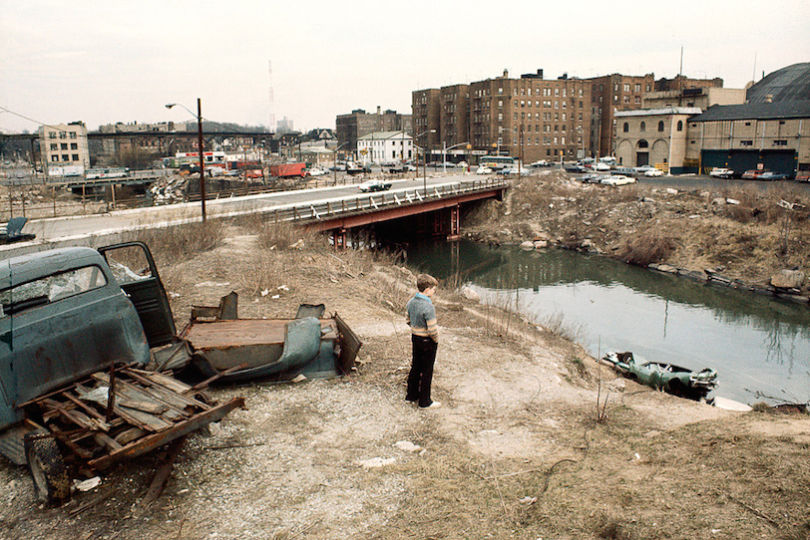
[479,155,516,170]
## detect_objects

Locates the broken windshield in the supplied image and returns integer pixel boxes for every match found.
[0,265,107,316]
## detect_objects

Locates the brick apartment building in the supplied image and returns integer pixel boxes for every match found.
[37,122,90,173]
[412,89,441,152]
[336,107,412,157]
[655,75,723,92]
[586,73,655,158]
[415,69,592,164]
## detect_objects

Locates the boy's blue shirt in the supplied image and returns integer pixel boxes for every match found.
[414,292,432,303]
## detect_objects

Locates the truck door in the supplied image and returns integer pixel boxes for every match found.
[99,242,176,347]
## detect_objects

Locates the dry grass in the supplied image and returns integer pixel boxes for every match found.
[132,220,226,261]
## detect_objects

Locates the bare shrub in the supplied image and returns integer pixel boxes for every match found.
[538,311,583,342]
[616,230,676,266]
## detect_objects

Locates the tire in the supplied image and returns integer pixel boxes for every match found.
[24,435,71,505]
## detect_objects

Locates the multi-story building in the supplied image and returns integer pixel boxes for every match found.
[614,107,701,172]
[439,84,470,150]
[336,107,412,157]
[415,69,591,164]
[411,89,441,153]
[357,131,413,164]
[38,122,90,173]
[586,73,655,158]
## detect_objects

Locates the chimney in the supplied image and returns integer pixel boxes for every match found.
[377,105,381,114]
[537,68,544,79]
[765,94,773,103]
[503,69,509,79]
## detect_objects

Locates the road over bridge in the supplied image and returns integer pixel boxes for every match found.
[2,174,506,256]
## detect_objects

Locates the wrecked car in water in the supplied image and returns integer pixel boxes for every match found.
[0,243,244,504]
[601,351,718,401]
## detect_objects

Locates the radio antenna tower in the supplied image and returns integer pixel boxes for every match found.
[268,60,276,133]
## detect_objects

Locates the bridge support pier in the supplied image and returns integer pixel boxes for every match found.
[332,228,347,249]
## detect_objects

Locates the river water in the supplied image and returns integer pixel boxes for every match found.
[407,240,810,405]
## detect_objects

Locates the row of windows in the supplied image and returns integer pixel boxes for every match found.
[49,143,79,151]
[47,131,79,139]
[50,154,81,162]
[621,120,683,133]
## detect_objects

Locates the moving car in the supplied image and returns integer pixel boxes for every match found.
[709,167,734,179]
[358,179,392,192]
[564,164,587,173]
[476,166,493,175]
[389,163,416,173]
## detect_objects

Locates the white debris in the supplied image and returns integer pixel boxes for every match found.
[394,441,422,453]
[358,457,396,469]
[634,453,641,461]
[291,374,307,383]
[666,188,678,195]
[271,294,280,299]
[277,285,289,291]
[195,281,230,288]
[260,289,270,296]
[460,286,480,302]
[725,198,740,205]
[169,292,181,298]
[73,476,101,492]
[519,496,537,505]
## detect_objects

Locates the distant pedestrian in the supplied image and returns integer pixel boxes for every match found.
[405,273,440,409]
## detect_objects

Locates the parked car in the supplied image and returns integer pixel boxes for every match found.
[307,167,326,176]
[358,179,392,192]
[742,169,764,180]
[581,173,603,184]
[613,166,637,176]
[389,163,416,173]
[643,168,664,177]
[499,167,529,176]
[594,162,612,171]
[564,164,587,173]
[796,171,810,182]
[600,175,636,186]
[529,160,549,168]
[757,171,789,181]
[476,166,493,175]
[633,165,657,175]
[709,167,735,179]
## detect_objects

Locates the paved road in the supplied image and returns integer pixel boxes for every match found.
[17,174,478,243]
[569,170,810,193]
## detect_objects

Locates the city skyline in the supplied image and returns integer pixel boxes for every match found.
[1,0,808,133]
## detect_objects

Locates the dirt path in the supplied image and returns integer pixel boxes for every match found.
[1,223,808,539]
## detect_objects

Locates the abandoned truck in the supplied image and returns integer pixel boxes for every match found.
[1,241,361,504]
[0,243,245,504]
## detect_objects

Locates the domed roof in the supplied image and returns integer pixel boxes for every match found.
[746,62,810,103]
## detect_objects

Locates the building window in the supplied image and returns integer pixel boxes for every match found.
[779,120,786,125]
[60,143,68,150]
[554,88,559,96]
[646,84,651,92]
[623,96,630,104]
[61,154,70,161]
[623,84,630,92]
[70,132,77,139]
[741,140,753,146]
[70,143,78,149]
[59,131,66,139]
[634,83,641,92]
[658,121,664,132]
[634,96,640,104]
[774,139,788,146]
[50,155,58,162]
[623,122,629,133]
[640,121,646,132]
[744,121,751,126]
[50,143,57,150]
[677,121,683,131]
[48,132,56,139]
[72,154,79,161]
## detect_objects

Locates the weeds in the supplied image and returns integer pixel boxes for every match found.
[538,312,583,342]
[134,220,225,260]
[616,230,676,266]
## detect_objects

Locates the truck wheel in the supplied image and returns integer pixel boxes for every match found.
[24,435,71,504]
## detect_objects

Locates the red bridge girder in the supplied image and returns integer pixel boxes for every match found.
[305,188,503,232]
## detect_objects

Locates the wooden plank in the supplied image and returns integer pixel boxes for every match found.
[90,373,187,427]
[93,432,123,451]
[115,427,145,445]
[111,371,204,410]
[127,368,192,394]
[93,372,196,417]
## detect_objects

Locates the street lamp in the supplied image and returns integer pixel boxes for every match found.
[414,129,436,197]
[333,142,350,185]
[165,99,206,222]
[442,141,470,173]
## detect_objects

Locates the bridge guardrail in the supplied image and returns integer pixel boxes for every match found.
[262,178,507,225]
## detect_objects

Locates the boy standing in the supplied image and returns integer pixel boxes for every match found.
[405,274,440,409]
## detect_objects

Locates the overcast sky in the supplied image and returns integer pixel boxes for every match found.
[2,0,808,133]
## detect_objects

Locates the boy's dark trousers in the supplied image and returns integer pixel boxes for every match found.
[407,335,438,407]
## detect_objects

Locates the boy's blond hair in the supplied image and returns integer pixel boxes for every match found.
[416,273,438,292]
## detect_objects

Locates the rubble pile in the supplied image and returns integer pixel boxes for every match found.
[149,174,188,205]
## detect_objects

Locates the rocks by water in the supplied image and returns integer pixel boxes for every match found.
[771,269,806,289]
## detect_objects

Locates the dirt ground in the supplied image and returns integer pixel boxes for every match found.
[465,171,810,296]
[1,221,809,540]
